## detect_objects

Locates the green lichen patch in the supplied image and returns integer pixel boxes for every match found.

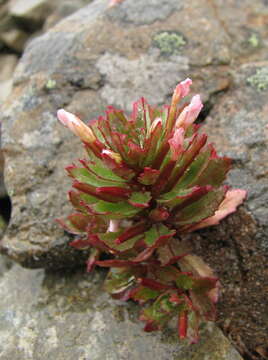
[247,67,268,91]
[153,31,186,56]
[247,33,260,48]
[45,79,57,90]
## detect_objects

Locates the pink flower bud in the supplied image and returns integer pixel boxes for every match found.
[168,128,185,160]
[175,95,203,129]
[57,109,96,143]
[174,78,192,99]
[108,0,124,7]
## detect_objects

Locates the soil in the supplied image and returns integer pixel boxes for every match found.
[187,208,268,359]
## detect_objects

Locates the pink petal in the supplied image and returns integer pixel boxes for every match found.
[175,95,203,129]
[57,109,95,143]
[190,189,247,231]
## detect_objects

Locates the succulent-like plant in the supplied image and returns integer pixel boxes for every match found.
[57,79,246,343]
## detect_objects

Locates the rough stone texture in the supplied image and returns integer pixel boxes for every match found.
[0,54,17,103]
[0,27,28,51]
[0,0,267,357]
[0,256,243,360]
[9,0,52,29]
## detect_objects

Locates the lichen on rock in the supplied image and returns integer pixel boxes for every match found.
[247,66,268,91]
[153,31,186,56]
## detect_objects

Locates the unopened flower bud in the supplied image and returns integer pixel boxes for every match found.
[57,109,96,143]
[175,95,203,129]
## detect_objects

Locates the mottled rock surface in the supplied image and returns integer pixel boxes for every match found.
[0,256,243,360]
[0,0,267,357]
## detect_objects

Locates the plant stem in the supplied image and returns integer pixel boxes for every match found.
[108,219,120,232]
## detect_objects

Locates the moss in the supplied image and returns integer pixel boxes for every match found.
[247,67,268,91]
[153,31,186,56]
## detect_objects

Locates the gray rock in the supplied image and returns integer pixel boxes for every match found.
[107,0,183,25]
[0,256,242,360]
[9,0,52,29]
[0,27,29,52]
[96,52,189,111]
[0,54,18,102]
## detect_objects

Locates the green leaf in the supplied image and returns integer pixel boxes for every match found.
[68,166,127,188]
[104,268,136,295]
[190,157,231,187]
[92,200,141,219]
[141,293,181,330]
[173,187,227,226]
[175,274,194,290]
[128,191,151,208]
[97,231,143,252]
[131,286,160,302]
[175,149,211,189]
[138,167,160,185]
[144,224,175,247]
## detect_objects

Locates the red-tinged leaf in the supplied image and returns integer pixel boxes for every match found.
[81,154,127,183]
[158,185,212,209]
[116,222,148,245]
[127,141,146,164]
[144,224,176,247]
[187,311,200,344]
[130,285,160,303]
[86,248,100,272]
[143,321,159,332]
[190,290,217,321]
[101,151,135,180]
[137,167,160,185]
[72,181,119,203]
[153,265,184,284]
[94,231,143,253]
[138,278,172,291]
[165,133,208,192]
[190,156,232,188]
[90,200,141,219]
[96,259,139,267]
[69,190,97,211]
[128,191,151,208]
[178,311,188,339]
[96,186,131,200]
[152,159,177,195]
[140,292,182,332]
[104,267,137,296]
[67,165,127,189]
[143,119,164,166]
[179,255,220,304]
[56,213,90,234]
[157,244,189,266]
[189,189,247,231]
[132,246,155,263]
[173,187,227,228]
[172,146,211,189]
[175,274,194,290]
[87,233,116,253]
[69,238,91,249]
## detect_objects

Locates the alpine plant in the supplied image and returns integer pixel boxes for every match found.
[57,78,246,343]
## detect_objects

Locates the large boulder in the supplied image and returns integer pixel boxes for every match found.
[0,0,267,357]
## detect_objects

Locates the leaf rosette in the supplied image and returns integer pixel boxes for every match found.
[57,78,246,341]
